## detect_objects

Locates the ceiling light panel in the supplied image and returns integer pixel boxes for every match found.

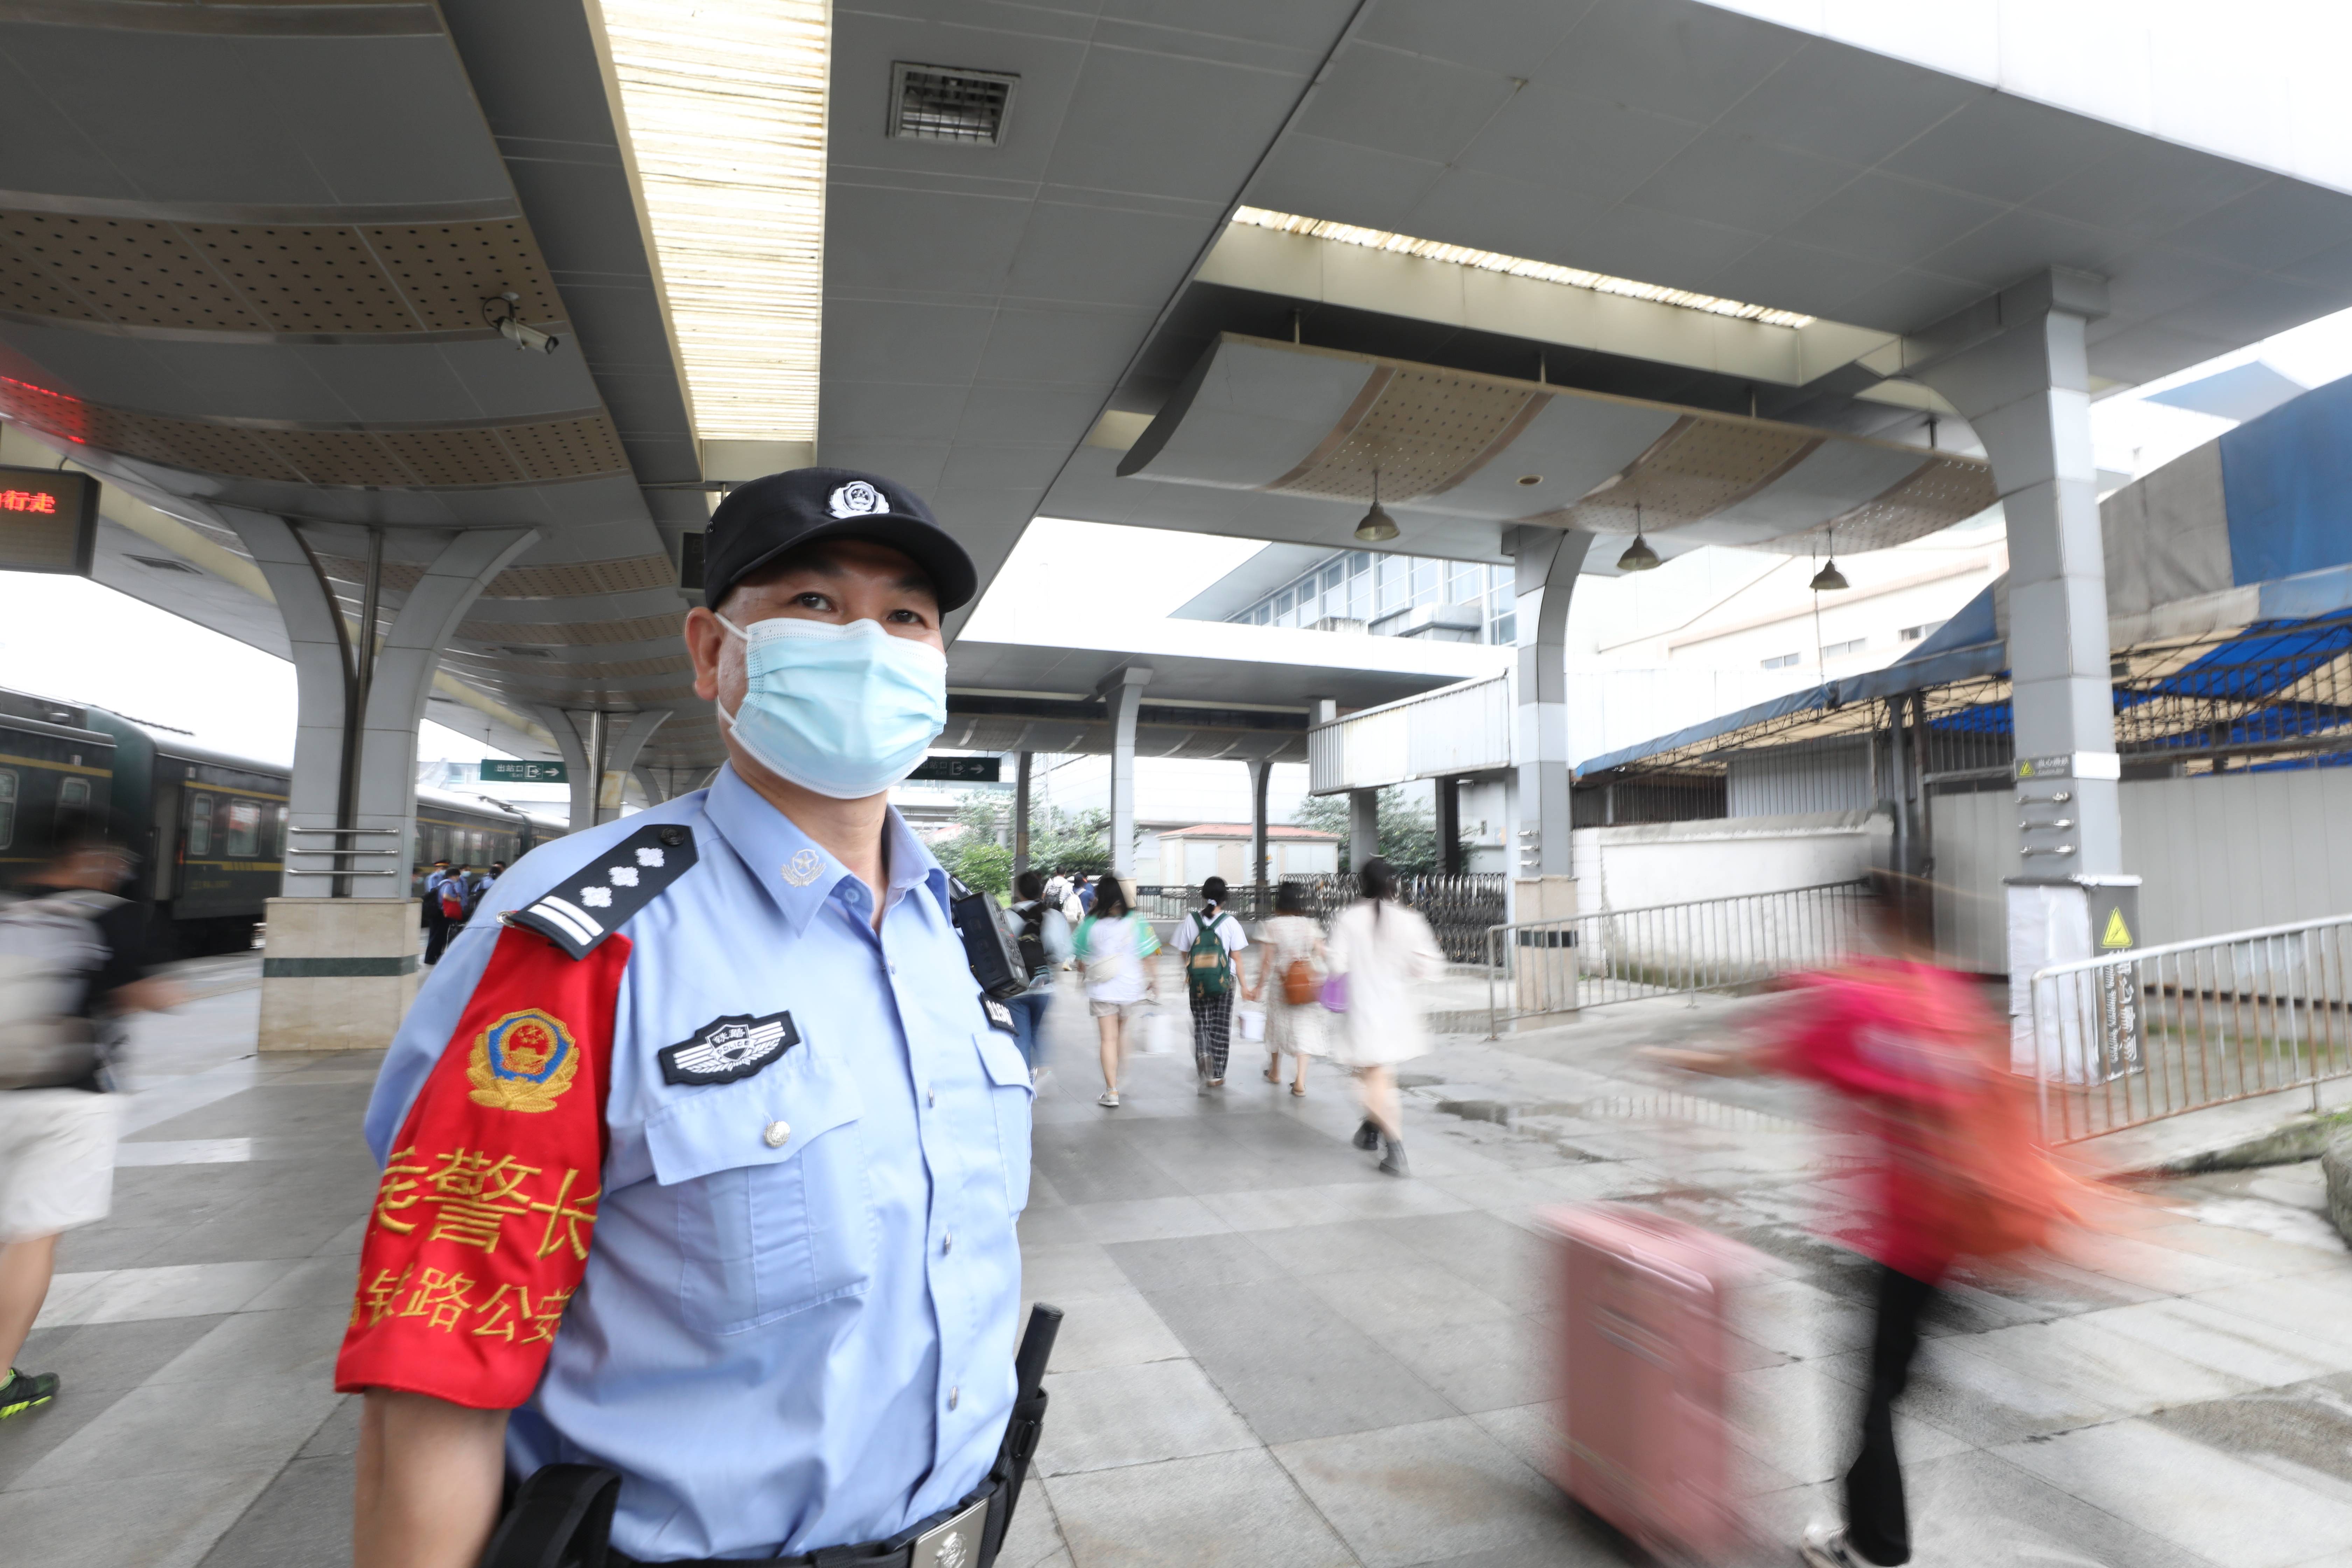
[1231,206,1815,329]
[600,0,830,446]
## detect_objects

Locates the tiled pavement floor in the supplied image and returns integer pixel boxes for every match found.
[6,955,2352,1567]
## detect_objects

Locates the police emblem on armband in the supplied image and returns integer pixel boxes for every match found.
[467,1009,580,1112]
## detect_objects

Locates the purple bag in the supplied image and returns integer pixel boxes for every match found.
[1320,972,1348,1013]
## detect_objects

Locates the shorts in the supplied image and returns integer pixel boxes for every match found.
[1088,998,1148,1021]
[0,1089,120,1242]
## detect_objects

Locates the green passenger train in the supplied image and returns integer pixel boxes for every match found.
[0,685,566,956]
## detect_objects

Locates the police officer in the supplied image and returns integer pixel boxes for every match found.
[343,469,1036,1567]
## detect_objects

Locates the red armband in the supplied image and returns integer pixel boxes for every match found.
[335,925,629,1408]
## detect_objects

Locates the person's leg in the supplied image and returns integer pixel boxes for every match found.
[1028,992,1052,1075]
[1360,1063,1400,1138]
[1842,1265,1937,1566]
[1291,1048,1308,1093]
[1096,1008,1123,1099]
[1204,993,1232,1084]
[424,912,448,965]
[1007,995,1038,1069]
[0,1233,59,1374]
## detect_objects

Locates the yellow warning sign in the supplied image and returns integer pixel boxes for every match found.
[2101,907,2134,949]
[2017,761,2035,777]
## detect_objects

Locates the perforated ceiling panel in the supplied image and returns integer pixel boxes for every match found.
[329,554,679,599]
[444,651,692,680]
[0,379,630,489]
[458,613,682,647]
[1266,366,1540,502]
[0,212,564,336]
[1762,457,2000,556]
[1569,418,1823,534]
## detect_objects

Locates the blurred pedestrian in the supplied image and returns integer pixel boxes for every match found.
[1073,875,1158,1108]
[1249,880,1325,1096]
[1649,872,2082,1568]
[1325,858,1445,1175]
[1171,877,1248,1092]
[1075,874,1097,917]
[0,814,181,1421]
[1005,870,1073,1077]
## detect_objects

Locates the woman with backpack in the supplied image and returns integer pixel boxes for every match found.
[1072,875,1158,1109]
[1004,870,1073,1077]
[1248,880,1325,1096]
[1324,857,1446,1176]
[1170,877,1249,1094]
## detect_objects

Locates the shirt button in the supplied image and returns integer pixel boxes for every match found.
[762,1121,791,1148]
[889,964,898,975]
[947,1386,960,1410]
[942,1231,953,1254]
[927,1087,937,1107]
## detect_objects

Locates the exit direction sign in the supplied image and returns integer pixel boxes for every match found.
[0,464,97,576]
[482,759,568,783]
[907,755,1001,783]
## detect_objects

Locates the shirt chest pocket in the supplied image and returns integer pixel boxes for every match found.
[645,1061,873,1335]
[976,1029,1034,1216]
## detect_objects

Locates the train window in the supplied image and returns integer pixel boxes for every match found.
[188,794,213,857]
[0,769,14,850]
[58,776,90,821]
[226,799,262,858]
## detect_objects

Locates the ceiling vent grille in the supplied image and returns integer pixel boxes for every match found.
[889,63,1017,145]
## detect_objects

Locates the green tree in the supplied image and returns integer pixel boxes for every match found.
[929,795,1111,897]
[1292,786,1459,877]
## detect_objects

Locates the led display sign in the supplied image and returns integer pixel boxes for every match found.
[0,465,97,576]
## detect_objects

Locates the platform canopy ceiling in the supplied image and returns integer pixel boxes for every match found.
[9,0,2352,768]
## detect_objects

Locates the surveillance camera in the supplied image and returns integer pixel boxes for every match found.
[498,316,561,354]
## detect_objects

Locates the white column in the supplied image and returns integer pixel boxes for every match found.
[1101,666,1152,878]
[1912,269,2131,1070]
[1509,525,1592,927]
[536,708,671,829]
[1013,751,1033,877]
[1247,754,1272,904]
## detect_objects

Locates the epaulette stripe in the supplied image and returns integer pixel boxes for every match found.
[503,823,699,962]
[532,897,603,945]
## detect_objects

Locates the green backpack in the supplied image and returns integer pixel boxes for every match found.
[1184,907,1234,999]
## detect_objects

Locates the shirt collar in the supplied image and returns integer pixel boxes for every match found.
[704,764,951,936]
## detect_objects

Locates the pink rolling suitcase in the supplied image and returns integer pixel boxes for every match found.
[1539,1203,1761,1564]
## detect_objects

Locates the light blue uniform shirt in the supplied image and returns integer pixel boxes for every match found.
[363,766,1033,1560]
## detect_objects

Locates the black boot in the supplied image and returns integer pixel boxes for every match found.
[1352,1119,1380,1150]
[1377,1135,1409,1177]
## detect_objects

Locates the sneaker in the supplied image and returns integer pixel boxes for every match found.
[1352,1119,1381,1151]
[1799,1524,1864,1568]
[1097,1090,1120,1108]
[1377,1136,1410,1177]
[0,1369,57,1420]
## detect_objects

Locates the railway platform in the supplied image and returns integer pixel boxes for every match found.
[2,958,2350,1568]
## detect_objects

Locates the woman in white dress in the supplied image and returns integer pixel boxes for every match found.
[1072,874,1160,1108]
[1247,880,1326,1096]
[1324,857,1446,1175]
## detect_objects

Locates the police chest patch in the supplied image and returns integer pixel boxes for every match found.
[659,1011,799,1086]
[983,998,1015,1035]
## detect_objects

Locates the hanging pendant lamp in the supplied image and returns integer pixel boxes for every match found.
[1353,468,1399,543]
[1809,527,1849,593]
[1616,502,1660,572]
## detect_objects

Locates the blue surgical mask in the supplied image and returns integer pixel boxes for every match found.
[715,614,947,799]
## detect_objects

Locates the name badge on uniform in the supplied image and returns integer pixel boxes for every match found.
[660,1011,800,1086]
[982,999,1015,1036]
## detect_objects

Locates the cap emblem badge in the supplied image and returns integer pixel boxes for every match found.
[827,480,888,518]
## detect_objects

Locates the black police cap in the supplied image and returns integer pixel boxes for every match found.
[701,467,977,612]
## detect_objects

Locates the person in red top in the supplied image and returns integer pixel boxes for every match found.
[1652,873,2075,1568]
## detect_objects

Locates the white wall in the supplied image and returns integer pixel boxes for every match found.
[1571,809,1887,913]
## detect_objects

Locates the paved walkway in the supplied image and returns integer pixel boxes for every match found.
[4,957,2352,1567]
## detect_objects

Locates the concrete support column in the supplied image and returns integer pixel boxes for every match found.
[1101,666,1152,878]
[218,513,536,1050]
[1913,269,2132,1068]
[1247,754,1272,909]
[1013,751,1033,877]
[537,708,672,830]
[1348,789,1378,870]
[1508,525,1592,929]
[1437,776,1462,875]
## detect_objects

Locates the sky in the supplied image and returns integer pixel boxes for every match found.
[6,303,2351,763]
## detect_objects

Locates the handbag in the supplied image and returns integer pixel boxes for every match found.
[1282,958,1317,1007]
[1320,972,1348,1013]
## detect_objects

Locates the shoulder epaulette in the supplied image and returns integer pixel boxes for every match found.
[506,822,698,960]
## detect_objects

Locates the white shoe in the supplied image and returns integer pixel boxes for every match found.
[1097,1090,1120,1108]
[1799,1524,1864,1568]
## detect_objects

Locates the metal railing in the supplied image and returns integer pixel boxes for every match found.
[1485,881,1869,1035]
[2029,912,2352,1143]
[1136,873,1506,964]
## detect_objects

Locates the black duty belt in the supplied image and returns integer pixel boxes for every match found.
[478,1304,1060,1568]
